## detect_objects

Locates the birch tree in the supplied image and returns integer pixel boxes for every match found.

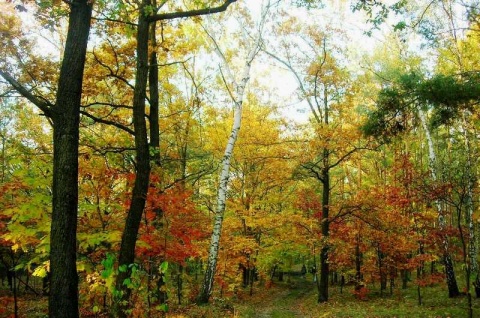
[110,1,238,316]
[197,1,271,304]
[418,109,460,297]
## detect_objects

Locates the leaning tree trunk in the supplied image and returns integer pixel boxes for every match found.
[196,55,251,302]
[197,5,268,302]
[113,6,151,317]
[418,109,460,297]
[196,104,242,303]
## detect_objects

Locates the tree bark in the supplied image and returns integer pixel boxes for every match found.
[149,9,160,166]
[113,3,151,316]
[418,109,460,297]
[197,4,268,302]
[46,1,92,317]
[318,167,330,303]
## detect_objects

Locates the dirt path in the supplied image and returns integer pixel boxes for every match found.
[233,277,317,317]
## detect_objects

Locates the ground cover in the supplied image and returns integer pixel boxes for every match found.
[1,275,478,317]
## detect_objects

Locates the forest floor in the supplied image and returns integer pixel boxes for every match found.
[1,275,480,317]
[229,275,479,318]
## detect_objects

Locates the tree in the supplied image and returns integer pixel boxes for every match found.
[0,1,93,316]
[197,2,271,303]
[110,1,238,316]
[363,71,480,300]
[263,17,368,302]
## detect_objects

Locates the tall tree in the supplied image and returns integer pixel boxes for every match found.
[264,19,366,302]
[197,2,270,303]
[111,1,237,316]
[0,1,93,316]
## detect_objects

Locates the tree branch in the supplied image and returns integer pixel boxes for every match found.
[92,16,138,26]
[263,49,322,123]
[80,110,135,135]
[148,0,237,22]
[0,70,53,117]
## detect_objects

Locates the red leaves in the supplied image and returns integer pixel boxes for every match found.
[352,286,369,301]
[136,183,209,265]
[416,272,445,288]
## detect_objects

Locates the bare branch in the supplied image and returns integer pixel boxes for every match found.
[0,70,53,117]
[80,110,135,135]
[263,49,322,123]
[82,102,133,110]
[92,16,138,27]
[148,0,237,22]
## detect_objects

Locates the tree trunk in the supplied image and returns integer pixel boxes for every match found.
[318,167,330,303]
[196,96,243,304]
[355,235,363,286]
[418,109,460,297]
[49,1,92,317]
[113,5,151,317]
[318,87,331,303]
[460,114,478,275]
[148,10,160,166]
[196,5,267,303]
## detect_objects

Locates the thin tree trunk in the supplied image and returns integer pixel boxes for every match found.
[149,9,160,166]
[318,88,330,303]
[418,109,460,297]
[113,4,151,316]
[196,89,244,304]
[461,114,477,274]
[197,4,268,302]
[318,167,330,302]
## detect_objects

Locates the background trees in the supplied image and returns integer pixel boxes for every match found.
[0,0,480,317]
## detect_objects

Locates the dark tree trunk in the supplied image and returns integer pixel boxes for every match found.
[355,236,363,286]
[177,265,183,305]
[12,270,18,318]
[49,1,92,317]
[113,5,151,317]
[378,249,387,295]
[318,167,330,303]
[148,10,160,166]
[401,270,409,289]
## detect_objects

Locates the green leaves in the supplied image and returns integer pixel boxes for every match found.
[363,71,480,141]
[101,252,116,279]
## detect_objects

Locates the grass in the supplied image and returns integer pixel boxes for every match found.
[231,276,479,318]
[1,275,478,317]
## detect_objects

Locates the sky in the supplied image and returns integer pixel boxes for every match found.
[241,0,386,124]
[9,0,468,126]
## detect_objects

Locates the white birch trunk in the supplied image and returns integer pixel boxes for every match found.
[461,114,478,273]
[198,2,270,303]
[419,109,459,296]
[418,110,441,210]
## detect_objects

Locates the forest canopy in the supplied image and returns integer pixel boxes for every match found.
[1,0,480,317]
